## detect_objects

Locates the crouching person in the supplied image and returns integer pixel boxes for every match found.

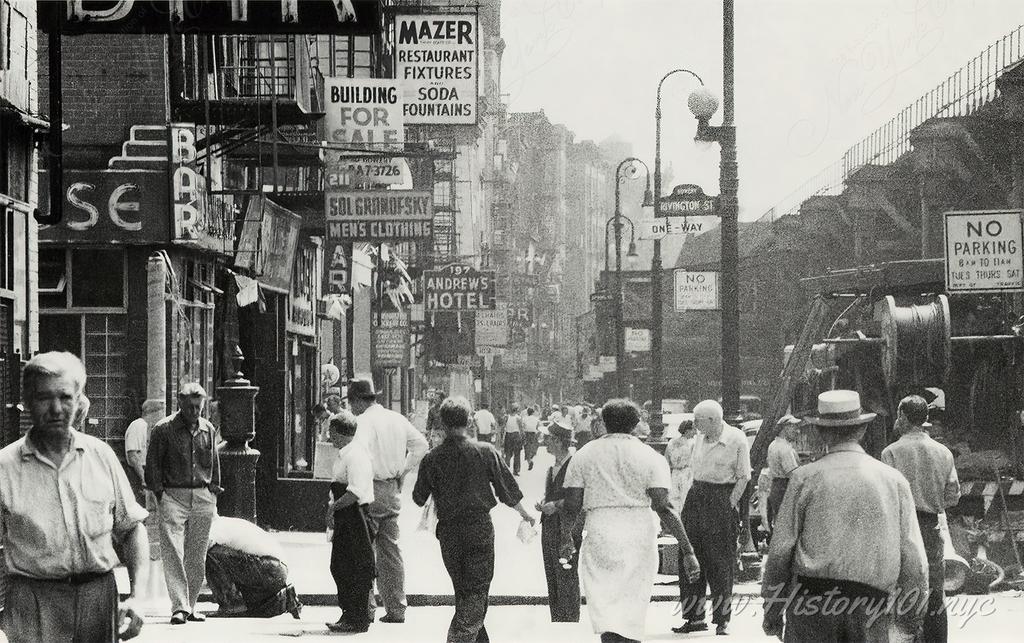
[205,515,302,618]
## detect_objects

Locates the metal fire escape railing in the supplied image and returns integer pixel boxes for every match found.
[760,24,1024,223]
[432,137,459,262]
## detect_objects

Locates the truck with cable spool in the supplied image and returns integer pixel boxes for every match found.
[747,257,1024,590]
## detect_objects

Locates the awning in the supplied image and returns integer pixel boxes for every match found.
[0,104,54,133]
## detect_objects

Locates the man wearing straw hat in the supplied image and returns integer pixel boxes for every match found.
[762,390,928,642]
[882,395,960,643]
[348,377,429,624]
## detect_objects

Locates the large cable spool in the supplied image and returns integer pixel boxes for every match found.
[879,295,951,389]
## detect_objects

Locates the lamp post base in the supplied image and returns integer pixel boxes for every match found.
[216,443,260,523]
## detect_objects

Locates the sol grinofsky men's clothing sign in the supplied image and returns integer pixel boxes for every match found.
[325,190,433,241]
[394,14,479,125]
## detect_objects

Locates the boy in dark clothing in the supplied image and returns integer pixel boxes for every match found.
[413,397,537,643]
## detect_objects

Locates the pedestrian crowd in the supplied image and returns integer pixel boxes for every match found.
[0,351,958,643]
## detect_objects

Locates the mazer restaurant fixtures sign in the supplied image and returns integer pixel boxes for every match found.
[394,14,479,125]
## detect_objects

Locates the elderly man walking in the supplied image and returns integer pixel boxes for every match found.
[349,378,429,623]
[675,399,750,636]
[413,396,536,642]
[562,399,700,643]
[882,395,960,643]
[146,382,223,625]
[762,390,928,642]
[0,352,148,642]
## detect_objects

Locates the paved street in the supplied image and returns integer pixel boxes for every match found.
[132,593,1024,642]
[266,444,701,601]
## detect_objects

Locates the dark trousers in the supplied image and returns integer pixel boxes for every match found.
[541,518,580,622]
[679,481,737,625]
[523,432,539,462]
[437,515,495,643]
[478,433,492,444]
[2,572,118,643]
[782,577,890,643]
[329,486,375,627]
[918,511,947,643]
[504,432,523,474]
[206,545,301,617]
[767,477,790,531]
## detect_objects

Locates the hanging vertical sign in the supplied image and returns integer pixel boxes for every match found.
[324,78,405,149]
[169,123,229,253]
[475,303,508,347]
[394,14,478,125]
[373,312,411,368]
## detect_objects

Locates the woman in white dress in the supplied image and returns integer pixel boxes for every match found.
[561,399,701,643]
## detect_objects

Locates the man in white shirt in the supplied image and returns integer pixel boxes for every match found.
[123,399,166,601]
[521,406,541,470]
[675,400,751,636]
[124,400,164,504]
[473,404,497,444]
[326,410,376,633]
[348,378,429,624]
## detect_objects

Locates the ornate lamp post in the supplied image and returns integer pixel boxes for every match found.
[216,346,260,522]
[649,68,705,441]
[691,0,741,423]
[605,157,651,397]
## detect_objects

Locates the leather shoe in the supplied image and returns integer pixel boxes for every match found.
[326,621,370,633]
[716,624,729,635]
[671,621,708,634]
[187,612,207,622]
[169,611,188,625]
[379,614,405,624]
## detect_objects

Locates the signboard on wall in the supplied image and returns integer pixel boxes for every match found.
[373,312,410,368]
[44,1,382,35]
[625,327,651,352]
[169,123,230,254]
[944,210,1024,293]
[424,264,496,311]
[236,196,302,292]
[325,190,433,241]
[394,14,479,125]
[475,303,508,347]
[673,270,720,310]
[322,241,350,296]
[323,150,409,187]
[324,78,404,149]
[287,241,319,336]
[38,170,168,244]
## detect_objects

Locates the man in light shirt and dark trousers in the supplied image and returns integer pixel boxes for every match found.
[473,403,497,444]
[882,394,960,643]
[674,400,750,636]
[762,390,928,642]
[348,378,429,624]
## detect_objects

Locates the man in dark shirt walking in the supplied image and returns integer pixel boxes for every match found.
[146,383,223,625]
[413,397,537,643]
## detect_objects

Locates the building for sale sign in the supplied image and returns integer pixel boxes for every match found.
[944,210,1024,293]
[324,78,404,149]
[394,14,478,125]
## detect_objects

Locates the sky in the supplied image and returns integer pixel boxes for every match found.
[500,0,1024,221]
